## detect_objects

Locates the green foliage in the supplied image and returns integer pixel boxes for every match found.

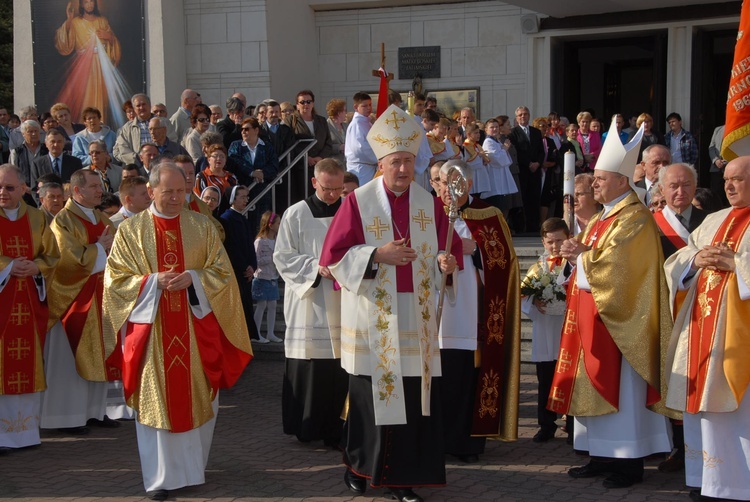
[0,0,13,108]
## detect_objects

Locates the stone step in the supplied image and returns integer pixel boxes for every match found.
[254,236,547,363]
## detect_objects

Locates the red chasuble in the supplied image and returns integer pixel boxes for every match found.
[122,214,252,433]
[59,214,121,381]
[549,215,660,414]
[0,214,48,395]
[685,207,750,413]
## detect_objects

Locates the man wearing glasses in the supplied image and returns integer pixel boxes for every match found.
[147,118,189,160]
[272,158,348,448]
[0,164,59,454]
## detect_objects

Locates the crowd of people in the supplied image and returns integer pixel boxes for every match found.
[0,87,747,502]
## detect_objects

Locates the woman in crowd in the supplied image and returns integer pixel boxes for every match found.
[200,186,222,218]
[9,120,47,200]
[52,103,85,152]
[482,117,518,218]
[547,111,564,148]
[253,211,283,344]
[284,90,333,203]
[572,172,602,234]
[692,187,723,214]
[40,113,59,135]
[559,123,584,173]
[195,143,237,213]
[635,113,664,162]
[280,102,295,121]
[576,111,602,172]
[72,107,117,165]
[220,185,260,341]
[121,100,135,124]
[182,104,213,163]
[533,117,561,223]
[326,98,347,167]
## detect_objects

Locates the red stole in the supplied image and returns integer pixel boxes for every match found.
[0,214,48,394]
[188,199,201,213]
[685,207,750,413]
[463,211,513,435]
[549,215,660,414]
[59,213,120,381]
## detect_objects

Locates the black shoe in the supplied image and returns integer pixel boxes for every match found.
[87,416,121,428]
[390,487,423,502]
[0,446,11,455]
[658,450,685,472]
[56,426,89,435]
[568,460,612,479]
[147,489,169,501]
[455,454,479,463]
[689,489,731,501]
[533,428,556,443]
[344,469,366,494]
[602,472,642,489]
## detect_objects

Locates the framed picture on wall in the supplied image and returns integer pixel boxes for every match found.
[426,88,480,120]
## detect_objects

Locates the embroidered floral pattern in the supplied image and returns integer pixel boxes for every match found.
[0,411,35,432]
[703,450,724,469]
[478,369,500,418]
[369,131,420,150]
[486,297,506,344]
[415,242,435,392]
[372,268,398,404]
[477,225,506,269]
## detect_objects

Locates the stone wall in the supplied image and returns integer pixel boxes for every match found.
[315,1,532,119]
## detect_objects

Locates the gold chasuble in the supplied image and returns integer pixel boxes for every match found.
[458,200,522,441]
[549,191,675,418]
[0,203,59,395]
[665,206,750,415]
[103,209,252,432]
[49,199,117,382]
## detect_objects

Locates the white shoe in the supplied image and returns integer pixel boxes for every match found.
[267,334,283,343]
[255,337,270,344]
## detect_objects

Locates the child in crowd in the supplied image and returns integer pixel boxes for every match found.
[253,211,283,343]
[521,217,570,443]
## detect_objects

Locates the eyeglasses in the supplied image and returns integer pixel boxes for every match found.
[210,154,227,160]
[315,180,343,192]
[0,185,18,192]
[298,100,313,105]
[196,117,209,123]
[241,127,256,132]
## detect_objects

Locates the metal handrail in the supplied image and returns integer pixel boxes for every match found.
[242,138,317,215]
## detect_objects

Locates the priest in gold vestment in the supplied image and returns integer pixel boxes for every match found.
[103,162,252,501]
[0,165,59,452]
[554,119,672,489]
[664,156,750,501]
[42,169,118,433]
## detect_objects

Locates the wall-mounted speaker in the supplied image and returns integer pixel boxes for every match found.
[521,14,539,35]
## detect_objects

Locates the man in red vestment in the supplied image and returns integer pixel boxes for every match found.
[0,164,59,453]
[103,161,252,501]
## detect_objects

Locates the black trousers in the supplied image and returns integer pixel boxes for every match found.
[536,361,558,432]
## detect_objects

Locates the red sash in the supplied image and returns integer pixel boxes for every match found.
[463,215,513,435]
[0,214,48,395]
[59,214,120,380]
[548,215,661,414]
[685,207,750,413]
[653,211,687,252]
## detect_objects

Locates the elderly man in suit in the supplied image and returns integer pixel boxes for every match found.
[87,140,123,194]
[30,129,83,195]
[508,105,545,233]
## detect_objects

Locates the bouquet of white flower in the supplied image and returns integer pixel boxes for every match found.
[520,257,567,316]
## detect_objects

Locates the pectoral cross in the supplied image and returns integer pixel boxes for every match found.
[8,372,30,394]
[366,217,391,240]
[556,348,574,373]
[412,209,433,231]
[10,304,31,326]
[7,338,32,360]
[5,236,29,257]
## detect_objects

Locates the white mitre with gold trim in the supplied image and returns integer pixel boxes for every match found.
[596,116,644,180]
[367,104,423,159]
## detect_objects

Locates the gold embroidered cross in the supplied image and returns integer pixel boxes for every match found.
[5,236,29,257]
[549,387,566,411]
[556,348,573,373]
[8,372,30,394]
[366,217,390,240]
[7,338,31,360]
[10,304,30,326]
[412,209,432,231]
[384,110,406,130]
[563,309,577,335]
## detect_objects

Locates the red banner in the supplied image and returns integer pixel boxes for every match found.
[722,2,750,160]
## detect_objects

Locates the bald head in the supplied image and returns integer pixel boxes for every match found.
[724,156,750,208]
[181,89,199,112]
